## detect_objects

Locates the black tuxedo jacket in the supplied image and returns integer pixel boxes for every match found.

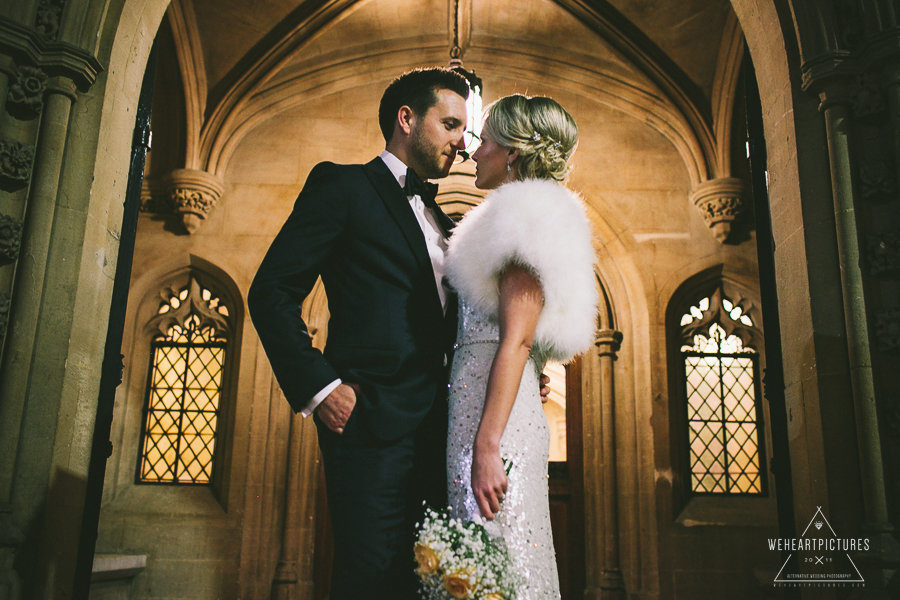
[248,157,457,440]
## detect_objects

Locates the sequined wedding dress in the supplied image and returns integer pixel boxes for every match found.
[447,298,560,599]
[443,179,599,600]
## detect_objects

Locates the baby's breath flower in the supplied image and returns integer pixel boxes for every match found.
[415,506,521,600]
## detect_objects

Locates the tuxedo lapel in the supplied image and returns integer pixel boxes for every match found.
[362,158,433,273]
[432,203,456,238]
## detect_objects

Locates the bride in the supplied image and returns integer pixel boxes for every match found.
[444,94,598,598]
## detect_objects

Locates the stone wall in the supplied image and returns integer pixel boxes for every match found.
[95,1,778,596]
[0,0,896,598]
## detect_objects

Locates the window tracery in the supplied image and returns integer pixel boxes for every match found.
[679,285,765,495]
[137,276,230,484]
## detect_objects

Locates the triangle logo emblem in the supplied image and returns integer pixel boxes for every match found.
[771,506,866,585]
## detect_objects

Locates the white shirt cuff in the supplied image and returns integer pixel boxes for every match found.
[302,378,342,417]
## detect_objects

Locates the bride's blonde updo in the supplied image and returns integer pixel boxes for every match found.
[481,94,578,182]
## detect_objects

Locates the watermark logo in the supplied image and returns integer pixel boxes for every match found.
[769,506,868,588]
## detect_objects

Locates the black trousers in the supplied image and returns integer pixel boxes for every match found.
[315,396,448,600]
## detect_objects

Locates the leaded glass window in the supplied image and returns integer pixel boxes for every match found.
[679,286,765,495]
[137,277,231,484]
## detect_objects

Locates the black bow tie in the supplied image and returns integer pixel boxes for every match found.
[403,168,439,210]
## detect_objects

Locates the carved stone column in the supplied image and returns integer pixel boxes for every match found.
[271,412,319,600]
[689,177,747,243]
[585,329,625,600]
[164,168,224,234]
[818,80,900,589]
[0,75,76,503]
[0,61,42,326]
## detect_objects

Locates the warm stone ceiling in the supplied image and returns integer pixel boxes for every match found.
[144,0,753,294]
[187,0,734,107]
[605,0,733,98]
[191,0,301,90]
[468,0,652,89]
[153,0,743,186]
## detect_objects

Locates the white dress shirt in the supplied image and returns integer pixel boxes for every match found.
[302,151,450,416]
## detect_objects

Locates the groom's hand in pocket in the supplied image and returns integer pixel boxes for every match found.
[316,383,358,434]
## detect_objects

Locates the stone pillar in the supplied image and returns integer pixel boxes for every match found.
[0,61,45,329]
[0,76,76,502]
[818,81,900,590]
[689,177,747,243]
[271,412,319,600]
[585,329,625,600]
[165,168,224,234]
[0,73,76,599]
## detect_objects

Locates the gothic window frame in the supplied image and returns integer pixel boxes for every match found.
[668,280,769,506]
[134,270,239,489]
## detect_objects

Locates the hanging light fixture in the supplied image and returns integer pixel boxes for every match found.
[449,0,482,161]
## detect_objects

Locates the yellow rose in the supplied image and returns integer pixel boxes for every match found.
[442,572,473,599]
[414,543,439,578]
[485,594,504,600]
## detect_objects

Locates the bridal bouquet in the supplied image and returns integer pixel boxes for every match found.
[414,505,521,600]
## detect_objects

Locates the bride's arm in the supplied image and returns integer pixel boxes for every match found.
[472,263,543,520]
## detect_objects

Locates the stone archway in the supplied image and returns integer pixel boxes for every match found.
[4,0,874,598]
[729,0,900,590]
[0,0,173,597]
[85,2,818,599]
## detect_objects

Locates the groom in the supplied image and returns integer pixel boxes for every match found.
[248,68,470,599]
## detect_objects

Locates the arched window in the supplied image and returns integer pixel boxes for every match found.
[136,276,231,484]
[678,285,766,495]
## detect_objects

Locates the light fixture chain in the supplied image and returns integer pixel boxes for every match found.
[451,0,460,58]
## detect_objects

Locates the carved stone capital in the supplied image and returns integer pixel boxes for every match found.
[0,293,9,340]
[874,309,900,353]
[0,214,23,262]
[595,329,623,358]
[0,18,103,92]
[690,177,747,243]
[164,169,225,234]
[8,65,47,114]
[867,231,900,275]
[0,137,35,188]
[801,53,857,96]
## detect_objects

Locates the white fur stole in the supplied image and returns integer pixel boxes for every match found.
[445,179,598,363]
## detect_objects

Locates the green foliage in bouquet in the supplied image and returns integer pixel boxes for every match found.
[414,504,521,600]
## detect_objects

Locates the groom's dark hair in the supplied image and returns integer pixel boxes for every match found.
[379,68,469,143]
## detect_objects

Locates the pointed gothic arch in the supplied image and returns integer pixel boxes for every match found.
[0,0,861,596]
